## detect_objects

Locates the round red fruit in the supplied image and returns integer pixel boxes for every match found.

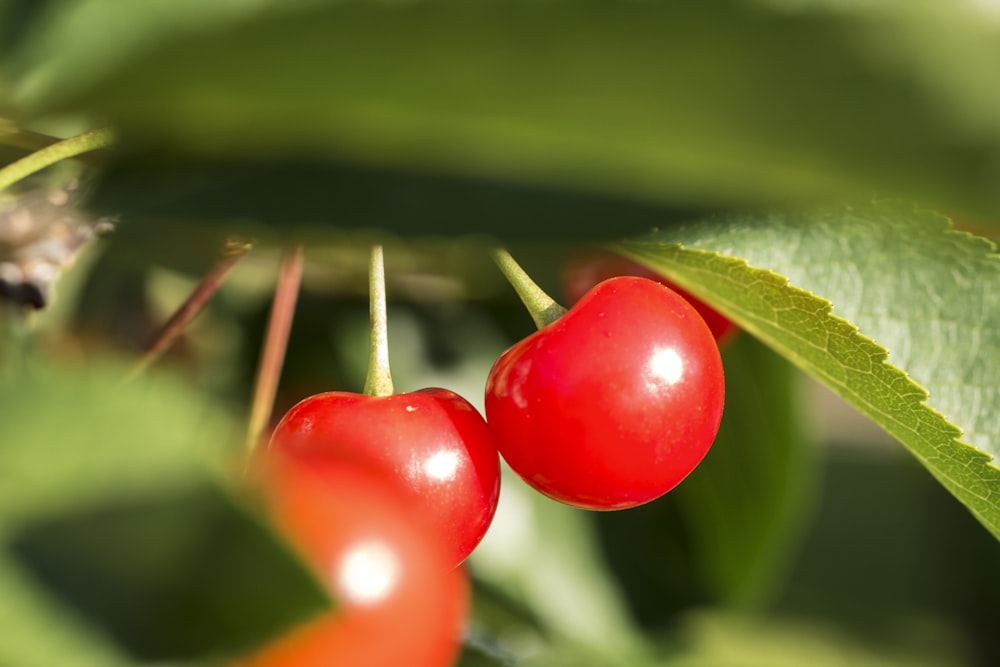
[240,458,468,667]
[268,388,500,568]
[563,250,737,344]
[486,276,725,510]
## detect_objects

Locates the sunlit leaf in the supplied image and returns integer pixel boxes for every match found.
[617,200,1000,539]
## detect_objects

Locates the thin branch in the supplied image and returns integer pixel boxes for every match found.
[245,244,304,454]
[126,239,251,382]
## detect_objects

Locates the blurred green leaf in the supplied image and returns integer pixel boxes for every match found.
[84,158,696,243]
[668,610,968,667]
[2,0,324,105]
[617,200,1000,539]
[773,446,1000,656]
[8,0,1000,228]
[0,553,134,667]
[675,336,814,606]
[595,335,816,620]
[0,356,232,524]
[9,483,329,663]
[469,469,651,666]
[0,357,329,664]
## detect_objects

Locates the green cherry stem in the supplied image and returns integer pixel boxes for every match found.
[0,122,66,153]
[245,244,304,453]
[490,248,567,330]
[0,127,116,193]
[363,244,394,397]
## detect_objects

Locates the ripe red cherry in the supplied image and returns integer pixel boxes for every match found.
[268,388,500,568]
[486,276,725,510]
[563,250,737,344]
[239,457,468,667]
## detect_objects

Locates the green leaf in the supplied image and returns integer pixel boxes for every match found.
[668,610,966,667]
[8,482,329,663]
[0,355,232,524]
[0,356,330,663]
[595,335,817,617]
[616,200,1000,540]
[8,0,1000,224]
[86,158,697,243]
[469,469,650,666]
[0,554,134,667]
[675,336,815,606]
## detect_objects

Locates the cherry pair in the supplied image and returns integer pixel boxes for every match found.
[243,247,728,666]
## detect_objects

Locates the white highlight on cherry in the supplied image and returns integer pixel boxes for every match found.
[647,347,684,388]
[423,449,460,482]
[337,540,400,605]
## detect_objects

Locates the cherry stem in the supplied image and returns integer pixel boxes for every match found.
[490,248,567,329]
[245,245,304,453]
[363,244,394,397]
[0,123,74,154]
[126,239,251,382]
[0,127,116,193]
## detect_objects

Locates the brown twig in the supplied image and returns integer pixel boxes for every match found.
[125,239,251,382]
[244,244,304,454]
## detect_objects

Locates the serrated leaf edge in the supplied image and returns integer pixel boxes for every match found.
[615,241,1000,541]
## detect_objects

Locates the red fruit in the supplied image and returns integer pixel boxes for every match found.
[239,458,468,667]
[268,388,500,568]
[486,276,725,510]
[563,250,737,344]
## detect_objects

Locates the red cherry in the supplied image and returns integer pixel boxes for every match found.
[239,458,468,667]
[486,276,725,510]
[268,388,500,568]
[563,250,737,344]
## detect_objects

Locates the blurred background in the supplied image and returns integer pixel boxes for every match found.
[1,1,999,665]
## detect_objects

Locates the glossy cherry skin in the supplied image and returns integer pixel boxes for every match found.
[486,276,725,510]
[239,458,468,667]
[563,250,737,344]
[268,388,500,568]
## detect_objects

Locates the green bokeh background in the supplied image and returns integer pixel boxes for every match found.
[1,1,998,665]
